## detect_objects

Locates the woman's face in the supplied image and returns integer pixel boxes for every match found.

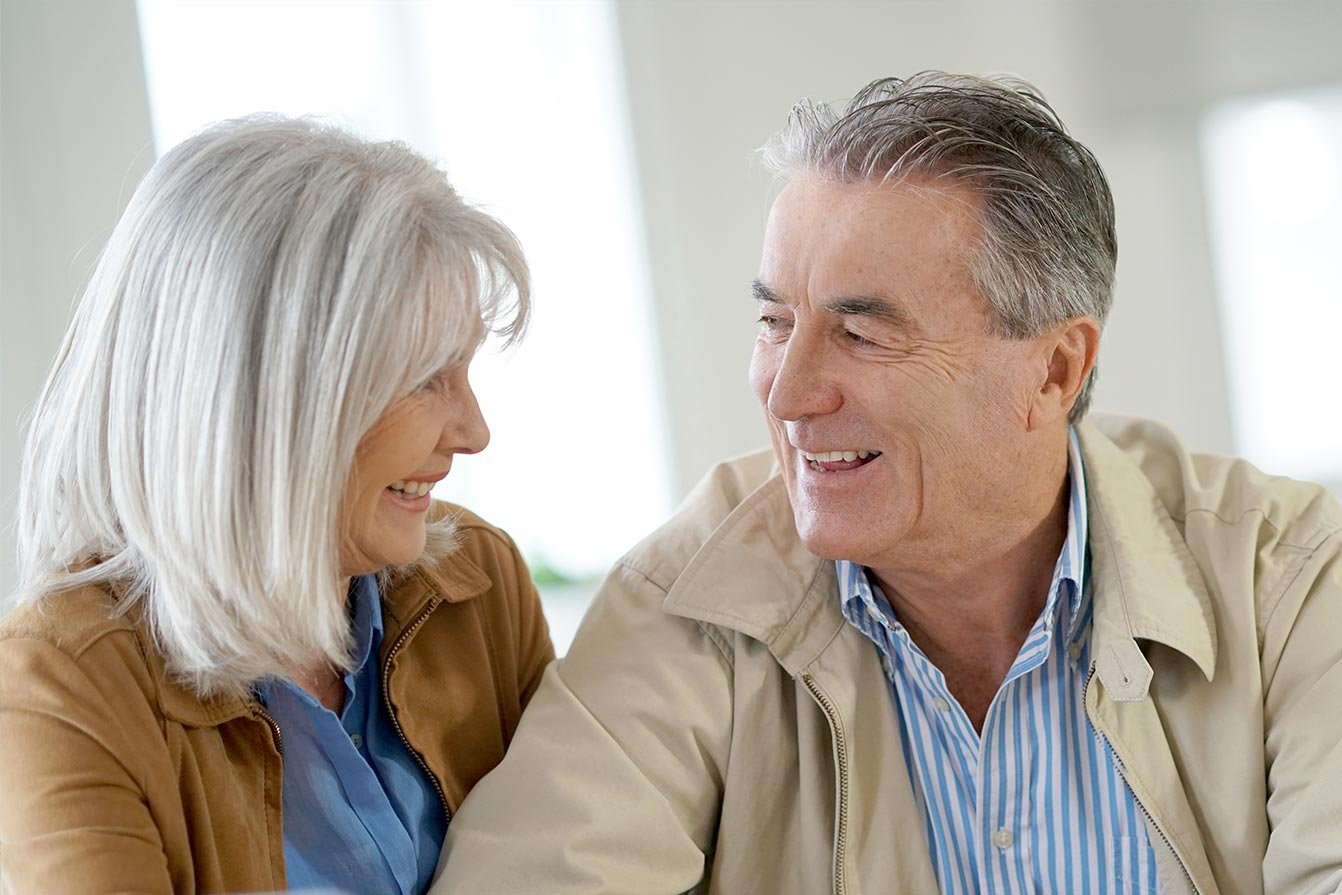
[339,359,489,576]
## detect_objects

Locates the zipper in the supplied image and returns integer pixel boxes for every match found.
[251,702,286,885]
[1083,661,1201,895]
[382,600,453,823]
[254,704,284,755]
[802,673,850,895]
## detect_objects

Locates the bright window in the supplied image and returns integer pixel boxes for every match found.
[136,0,674,652]
[1202,86,1342,490]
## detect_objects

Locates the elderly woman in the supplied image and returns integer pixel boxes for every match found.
[0,118,552,894]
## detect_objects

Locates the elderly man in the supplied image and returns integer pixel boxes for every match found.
[434,73,1342,895]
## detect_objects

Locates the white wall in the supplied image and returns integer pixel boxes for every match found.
[615,1,1342,495]
[4,1,1342,593]
[0,0,155,593]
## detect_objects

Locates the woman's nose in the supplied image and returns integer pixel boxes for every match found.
[443,377,490,455]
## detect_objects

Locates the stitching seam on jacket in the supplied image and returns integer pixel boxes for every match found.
[696,621,735,671]
[616,562,735,677]
[1179,507,1340,553]
[1259,533,1338,647]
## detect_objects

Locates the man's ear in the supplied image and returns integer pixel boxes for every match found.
[1028,317,1101,431]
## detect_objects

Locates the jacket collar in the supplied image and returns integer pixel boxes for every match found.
[664,426,1219,683]
[380,550,492,629]
[153,547,493,728]
[662,473,841,677]
[1076,422,1217,681]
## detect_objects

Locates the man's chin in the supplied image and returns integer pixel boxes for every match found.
[794,517,863,562]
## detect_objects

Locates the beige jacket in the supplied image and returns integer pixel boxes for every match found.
[436,416,1342,895]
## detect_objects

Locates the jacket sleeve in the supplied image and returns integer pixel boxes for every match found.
[432,561,733,894]
[0,636,175,895]
[510,546,554,709]
[1260,532,1342,895]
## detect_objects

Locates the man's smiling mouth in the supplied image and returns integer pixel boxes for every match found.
[798,448,882,472]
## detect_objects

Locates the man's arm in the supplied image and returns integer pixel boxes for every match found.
[0,636,175,894]
[1261,533,1342,895]
[432,562,734,894]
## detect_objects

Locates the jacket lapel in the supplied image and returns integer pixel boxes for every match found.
[1080,422,1220,895]
[662,474,840,674]
[662,466,940,893]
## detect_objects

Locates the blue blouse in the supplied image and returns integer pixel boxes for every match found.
[256,575,447,894]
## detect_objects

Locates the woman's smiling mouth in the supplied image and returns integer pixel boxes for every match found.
[383,472,448,511]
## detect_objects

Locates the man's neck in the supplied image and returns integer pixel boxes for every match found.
[868,446,1072,731]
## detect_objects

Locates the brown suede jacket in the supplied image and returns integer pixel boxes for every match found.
[0,505,553,894]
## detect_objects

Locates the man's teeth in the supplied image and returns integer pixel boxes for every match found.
[389,480,433,498]
[799,449,880,463]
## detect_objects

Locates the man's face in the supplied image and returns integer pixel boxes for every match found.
[749,176,1042,569]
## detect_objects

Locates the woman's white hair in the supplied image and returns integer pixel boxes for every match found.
[13,115,529,698]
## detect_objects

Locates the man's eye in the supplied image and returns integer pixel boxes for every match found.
[844,329,877,348]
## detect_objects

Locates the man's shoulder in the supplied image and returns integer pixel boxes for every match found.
[618,448,783,592]
[1084,413,1342,552]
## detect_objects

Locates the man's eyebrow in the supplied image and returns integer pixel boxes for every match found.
[751,280,784,305]
[822,295,917,330]
[752,280,918,331]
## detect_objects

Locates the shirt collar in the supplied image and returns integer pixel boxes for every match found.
[347,573,385,677]
[1056,427,1089,642]
[254,575,383,709]
[839,427,1090,645]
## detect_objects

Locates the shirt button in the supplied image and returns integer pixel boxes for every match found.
[1068,642,1083,662]
[350,733,364,750]
[879,655,893,676]
[932,697,951,713]
[993,828,1014,850]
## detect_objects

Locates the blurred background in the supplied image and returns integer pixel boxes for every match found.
[4,0,1341,654]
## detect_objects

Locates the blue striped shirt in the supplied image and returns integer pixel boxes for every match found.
[838,429,1161,894]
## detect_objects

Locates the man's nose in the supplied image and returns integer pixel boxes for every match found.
[766,326,842,422]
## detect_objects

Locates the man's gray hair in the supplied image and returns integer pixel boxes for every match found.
[759,72,1116,420]
[14,116,529,698]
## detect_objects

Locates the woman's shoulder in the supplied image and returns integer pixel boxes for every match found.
[0,582,141,659]
[0,582,163,720]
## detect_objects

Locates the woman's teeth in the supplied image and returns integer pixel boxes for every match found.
[389,480,433,498]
